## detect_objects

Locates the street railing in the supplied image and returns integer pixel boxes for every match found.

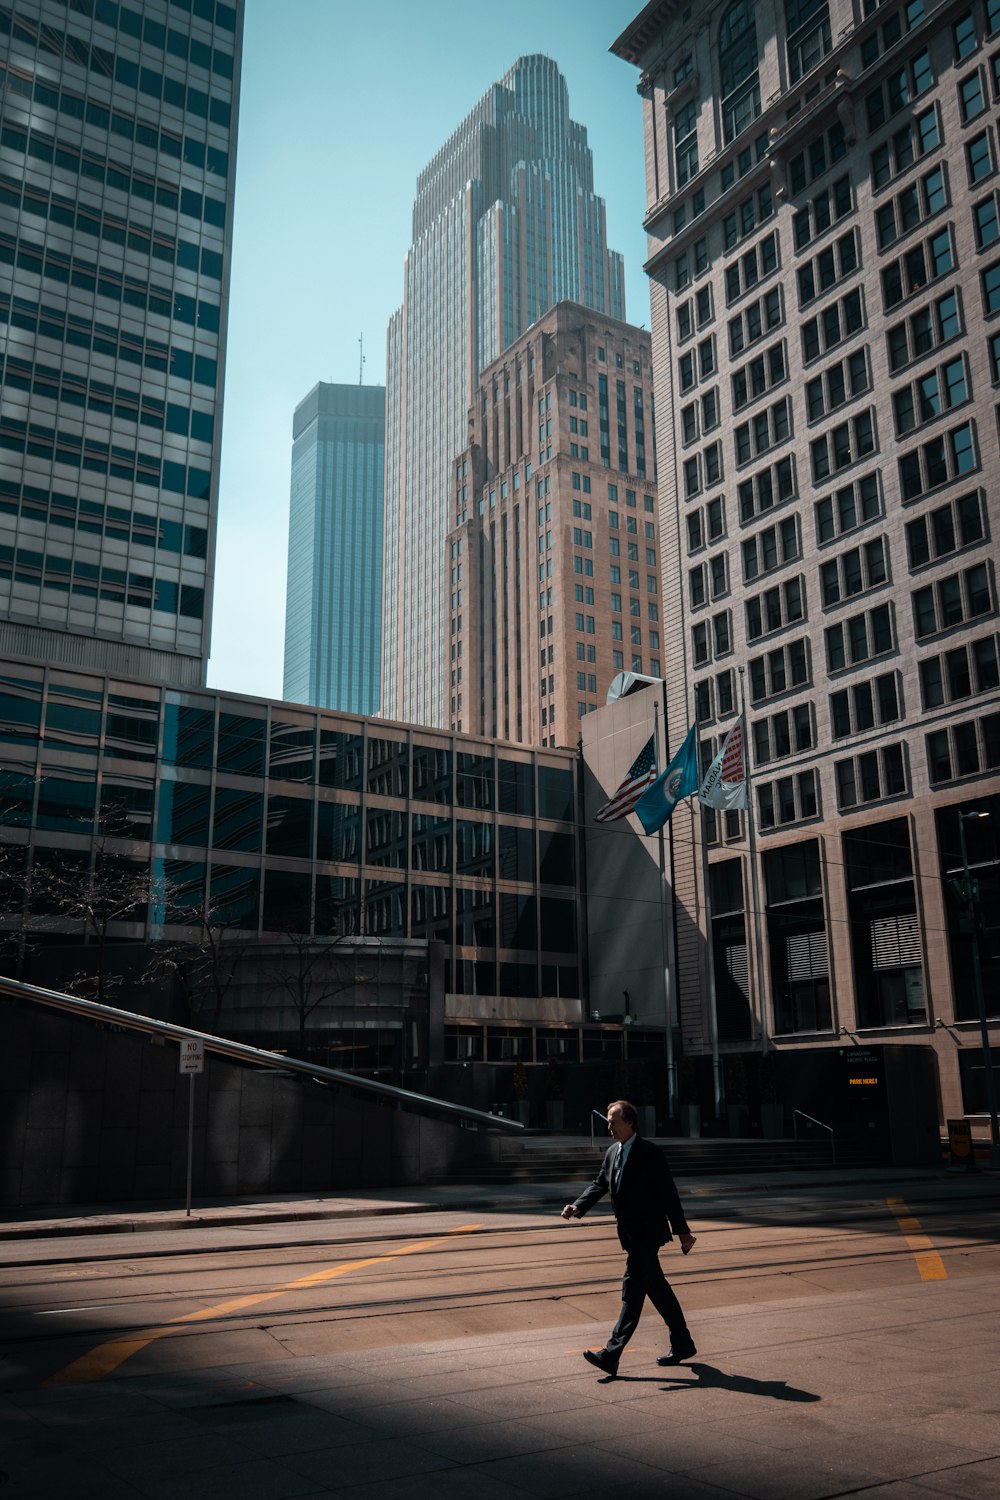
[793,1108,835,1166]
[0,973,525,1134]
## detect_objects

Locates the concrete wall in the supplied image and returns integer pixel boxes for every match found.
[0,1002,485,1208]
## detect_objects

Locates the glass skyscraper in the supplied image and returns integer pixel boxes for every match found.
[283,382,385,716]
[383,54,627,729]
[0,0,242,688]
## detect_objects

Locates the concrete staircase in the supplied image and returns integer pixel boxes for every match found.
[434,1133,877,1187]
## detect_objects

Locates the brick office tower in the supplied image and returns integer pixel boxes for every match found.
[0,0,243,688]
[384,55,626,732]
[613,0,1000,1123]
[447,302,659,749]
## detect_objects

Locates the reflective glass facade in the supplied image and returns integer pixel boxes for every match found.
[283,382,385,716]
[0,664,582,1003]
[0,0,242,687]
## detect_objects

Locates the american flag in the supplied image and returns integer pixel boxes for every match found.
[594,735,657,823]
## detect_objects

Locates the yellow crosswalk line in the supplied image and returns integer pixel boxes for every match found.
[46,1223,481,1387]
[886,1197,947,1281]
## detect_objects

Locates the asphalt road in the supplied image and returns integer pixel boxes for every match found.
[3,1175,998,1394]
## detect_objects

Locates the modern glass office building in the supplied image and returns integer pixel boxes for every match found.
[283,382,385,716]
[0,663,583,1013]
[0,0,242,688]
[383,55,627,731]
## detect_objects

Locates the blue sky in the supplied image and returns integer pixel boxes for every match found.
[207,0,652,700]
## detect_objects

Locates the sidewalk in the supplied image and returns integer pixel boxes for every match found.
[0,1163,987,1243]
[4,1257,999,1498]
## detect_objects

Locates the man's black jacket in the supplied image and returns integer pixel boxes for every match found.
[572,1135,689,1250]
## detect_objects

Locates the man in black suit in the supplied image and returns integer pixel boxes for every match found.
[561,1098,696,1377]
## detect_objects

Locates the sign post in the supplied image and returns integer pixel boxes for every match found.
[178,1038,204,1216]
[947,1117,976,1172]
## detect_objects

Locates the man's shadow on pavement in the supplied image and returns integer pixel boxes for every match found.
[611,1362,820,1403]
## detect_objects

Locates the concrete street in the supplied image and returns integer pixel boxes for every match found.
[1,1167,998,1498]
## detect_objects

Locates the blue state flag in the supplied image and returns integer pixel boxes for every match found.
[634,725,699,834]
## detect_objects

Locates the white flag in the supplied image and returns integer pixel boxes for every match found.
[699,716,748,811]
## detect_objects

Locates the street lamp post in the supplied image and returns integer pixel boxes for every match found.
[957,810,1000,1170]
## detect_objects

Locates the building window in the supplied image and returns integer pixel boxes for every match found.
[825,602,894,671]
[887,290,962,371]
[912,563,993,639]
[797,230,860,307]
[927,713,1000,783]
[830,672,901,737]
[920,636,1000,709]
[881,227,954,310]
[785,0,831,84]
[815,472,883,544]
[819,537,888,606]
[720,0,761,144]
[801,287,864,362]
[905,491,985,568]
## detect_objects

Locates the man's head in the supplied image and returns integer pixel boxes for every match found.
[606,1099,637,1142]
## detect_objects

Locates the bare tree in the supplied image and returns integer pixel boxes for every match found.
[261,924,371,1060]
[148,892,255,1036]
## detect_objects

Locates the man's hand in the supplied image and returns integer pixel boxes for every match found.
[679,1232,696,1254]
[561,1204,581,1220]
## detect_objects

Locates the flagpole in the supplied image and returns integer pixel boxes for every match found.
[739,668,770,1055]
[694,689,723,1119]
[653,689,677,1120]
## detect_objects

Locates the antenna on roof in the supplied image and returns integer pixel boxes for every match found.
[358,334,365,386]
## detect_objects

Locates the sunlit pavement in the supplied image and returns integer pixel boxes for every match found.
[1,1169,998,1499]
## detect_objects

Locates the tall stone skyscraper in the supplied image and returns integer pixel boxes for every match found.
[283,382,385,715]
[383,55,626,729]
[0,0,242,688]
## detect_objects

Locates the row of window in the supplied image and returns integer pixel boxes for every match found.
[0,32,230,176]
[3,353,214,443]
[0,291,219,388]
[0,476,207,559]
[0,4,234,125]
[0,122,227,229]
[0,545,205,618]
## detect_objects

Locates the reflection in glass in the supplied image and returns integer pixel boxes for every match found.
[44,681,102,756]
[457,751,494,809]
[365,878,405,936]
[412,813,451,872]
[456,819,493,877]
[411,883,451,941]
[456,885,495,945]
[162,701,215,768]
[269,720,315,783]
[318,728,363,789]
[317,800,362,862]
[316,874,360,935]
[412,743,452,803]
[217,712,266,777]
[0,768,36,825]
[498,891,537,948]
[498,758,534,815]
[208,863,260,929]
[105,694,159,761]
[157,858,207,922]
[366,807,406,867]
[367,736,409,797]
[213,787,262,852]
[266,795,314,858]
[499,823,535,882]
[0,671,42,748]
[36,771,96,832]
[157,780,210,846]
[538,764,574,821]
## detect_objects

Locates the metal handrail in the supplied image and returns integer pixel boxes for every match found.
[793,1108,836,1165]
[0,974,525,1133]
[590,1107,608,1149]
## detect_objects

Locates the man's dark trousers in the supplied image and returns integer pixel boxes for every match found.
[606,1235,687,1362]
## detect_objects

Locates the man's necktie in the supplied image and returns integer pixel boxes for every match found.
[612,1143,624,1191]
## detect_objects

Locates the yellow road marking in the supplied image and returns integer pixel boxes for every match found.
[46,1222,482,1387]
[886,1197,947,1281]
